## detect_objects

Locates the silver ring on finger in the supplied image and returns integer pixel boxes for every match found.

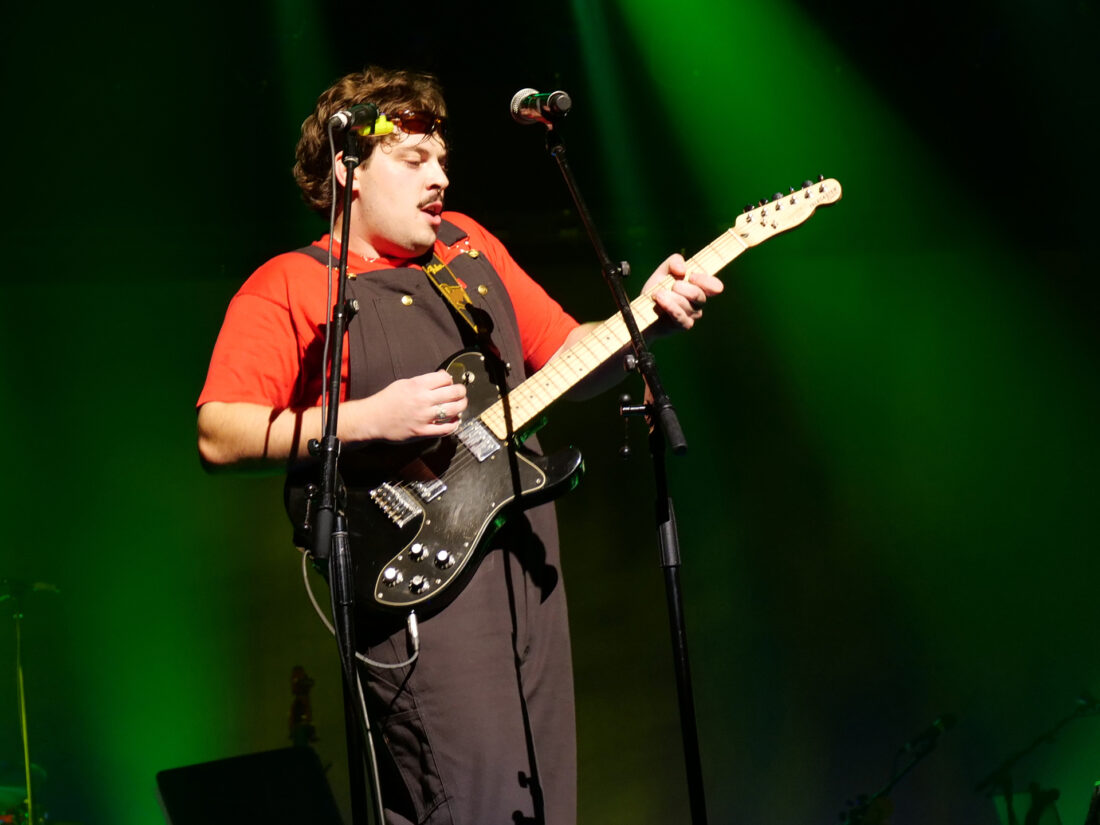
[434,404,449,424]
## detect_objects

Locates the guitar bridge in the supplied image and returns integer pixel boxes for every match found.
[458,420,501,462]
[369,483,422,528]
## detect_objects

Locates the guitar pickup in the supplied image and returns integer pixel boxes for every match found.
[409,478,447,502]
[369,483,423,528]
[457,420,501,462]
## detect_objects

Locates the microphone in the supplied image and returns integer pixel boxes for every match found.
[328,103,381,130]
[902,713,958,752]
[510,88,572,125]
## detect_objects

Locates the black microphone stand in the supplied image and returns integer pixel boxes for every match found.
[838,723,950,825]
[2,581,36,823]
[308,115,384,825]
[539,123,709,825]
[973,693,1100,822]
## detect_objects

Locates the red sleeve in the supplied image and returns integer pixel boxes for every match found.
[196,251,341,409]
[442,213,578,372]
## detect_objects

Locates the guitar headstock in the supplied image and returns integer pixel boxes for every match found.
[733,176,842,246]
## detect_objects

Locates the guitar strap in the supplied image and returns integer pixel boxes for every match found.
[422,254,480,337]
[421,252,512,376]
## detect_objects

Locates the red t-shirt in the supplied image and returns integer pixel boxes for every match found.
[197,212,578,410]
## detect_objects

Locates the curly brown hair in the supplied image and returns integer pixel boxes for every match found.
[293,67,447,216]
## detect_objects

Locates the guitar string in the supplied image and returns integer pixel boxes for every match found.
[387,308,637,489]
[391,314,628,490]
[353,188,834,584]
[381,190,831,494]
[460,184,834,455]
[384,311,663,501]
[477,224,756,434]
[370,191,834,583]
[385,229,747,495]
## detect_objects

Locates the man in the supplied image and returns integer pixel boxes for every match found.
[197,67,721,825]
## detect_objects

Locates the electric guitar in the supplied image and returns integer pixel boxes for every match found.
[287,178,843,617]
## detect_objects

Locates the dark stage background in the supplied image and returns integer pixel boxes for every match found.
[1,1,1097,823]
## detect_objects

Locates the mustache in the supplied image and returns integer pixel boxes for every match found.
[418,194,444,209]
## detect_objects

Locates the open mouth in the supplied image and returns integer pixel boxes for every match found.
[420,200,444,225]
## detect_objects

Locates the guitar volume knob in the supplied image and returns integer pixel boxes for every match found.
[409,575,430,594]
[434,550,455,569]
[409,542,428,561]
[382,567,403,587]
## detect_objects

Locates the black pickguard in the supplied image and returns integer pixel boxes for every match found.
[285,351,583,618]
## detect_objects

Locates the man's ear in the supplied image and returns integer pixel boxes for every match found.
[332,152,359,192]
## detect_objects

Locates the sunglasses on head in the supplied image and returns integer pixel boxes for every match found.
[354,110,447,139]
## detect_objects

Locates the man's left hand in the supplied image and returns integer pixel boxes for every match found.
[644,253,724,333]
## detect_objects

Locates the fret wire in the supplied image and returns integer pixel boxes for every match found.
[478,183,840,440]
[484,226,742,439]
[693,248,720,273]
[486,288,666,438]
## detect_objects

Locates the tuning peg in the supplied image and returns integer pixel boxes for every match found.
[789,186,796,193]
[818,173,825,182]
[773,192,784,201]
[802,180,813,189]
[758,198,769,207]
[743,204,754,213]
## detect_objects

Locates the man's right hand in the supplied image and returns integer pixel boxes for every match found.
[342,370,468,443]
[197,370,467,472]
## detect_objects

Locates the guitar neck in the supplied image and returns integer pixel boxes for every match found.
[479,230,748,440]
[478,176,842,440]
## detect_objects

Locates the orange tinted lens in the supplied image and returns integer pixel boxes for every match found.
[394,112,444,137]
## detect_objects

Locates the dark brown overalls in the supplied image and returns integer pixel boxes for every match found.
[299,220,576,825]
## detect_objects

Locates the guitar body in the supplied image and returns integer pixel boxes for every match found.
[286,350,584,618]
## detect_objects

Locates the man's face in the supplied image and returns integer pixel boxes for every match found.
[353,132,449,259]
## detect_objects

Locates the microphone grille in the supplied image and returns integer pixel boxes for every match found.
[510,88,539,123]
